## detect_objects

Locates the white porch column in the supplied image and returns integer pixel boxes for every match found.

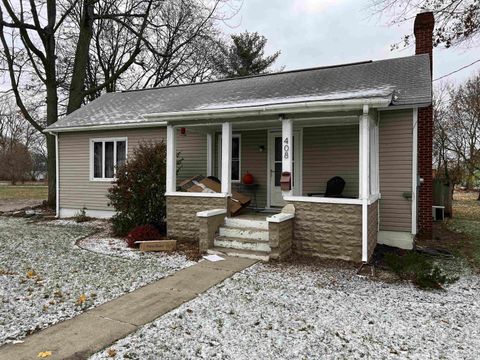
[359,106,371,200]
[166,125,177,193]
[359,105,371,262]
[221,122,232,194]
[206,132,213,177]
[281,117,293,196]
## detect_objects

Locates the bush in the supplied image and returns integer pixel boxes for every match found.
[384,252,450,289]
[126,225,162,248]
[107,141,181,236]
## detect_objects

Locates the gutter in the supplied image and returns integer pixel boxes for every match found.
[54,133,59,218]
[45,120,168,134]
[143,97,392,122]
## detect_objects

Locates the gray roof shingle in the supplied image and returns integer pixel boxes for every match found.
[48,54,431,130]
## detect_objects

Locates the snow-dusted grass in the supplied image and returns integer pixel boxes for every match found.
[0,217,195,345]
[91,262,480,360]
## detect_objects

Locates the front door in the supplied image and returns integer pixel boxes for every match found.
[269,131,301,207]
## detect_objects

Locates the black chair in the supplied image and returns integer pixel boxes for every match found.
[307,176,346,197]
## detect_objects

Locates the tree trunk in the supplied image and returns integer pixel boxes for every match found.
[477,191,480,201]
[66,1,95,114]
[45,0,58,208]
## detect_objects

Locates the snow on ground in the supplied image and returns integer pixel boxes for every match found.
[91,262,480,360]
[0,217,195,345]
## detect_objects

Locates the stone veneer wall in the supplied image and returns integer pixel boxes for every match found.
[288,201,362,262]
[367,201,379,260]
[166,195,227,242]
[268,219,293,260]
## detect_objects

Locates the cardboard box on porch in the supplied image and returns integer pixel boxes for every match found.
[178,175,251,215]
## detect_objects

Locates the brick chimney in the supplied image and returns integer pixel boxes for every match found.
[414,11,434,235]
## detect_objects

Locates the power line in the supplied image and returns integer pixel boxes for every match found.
[433,59,480,82]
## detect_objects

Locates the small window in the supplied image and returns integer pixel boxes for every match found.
[90,138,127,180]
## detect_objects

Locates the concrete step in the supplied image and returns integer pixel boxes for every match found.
[218,226,269,241]
[214,236,271,252]
[224,217,268,230]
[207,247,270,262]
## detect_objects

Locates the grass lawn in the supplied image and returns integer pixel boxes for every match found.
[445,191,480,269]
[0,185,48,200]
[0,217,195,345]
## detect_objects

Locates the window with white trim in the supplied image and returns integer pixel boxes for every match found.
[218,134,241,182]
[91,138,127,180]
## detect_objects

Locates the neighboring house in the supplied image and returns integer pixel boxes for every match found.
[46,12,434,262]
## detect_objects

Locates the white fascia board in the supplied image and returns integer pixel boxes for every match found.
[377,103,431,111]
[45,121,168,134]
[144,97,392,123]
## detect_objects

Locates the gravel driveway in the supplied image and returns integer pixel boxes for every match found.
[0,217,194,345]
[90,262,480,360]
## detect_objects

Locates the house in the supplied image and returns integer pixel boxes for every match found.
[46,12,434,262]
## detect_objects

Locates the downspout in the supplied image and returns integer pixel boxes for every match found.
[54,132,60,218]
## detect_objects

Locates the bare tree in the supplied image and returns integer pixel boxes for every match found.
[433,73,480,202]
[447,74,480,193]
[0,0,237,206]
[370,0,480,48]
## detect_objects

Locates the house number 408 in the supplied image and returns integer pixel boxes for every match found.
[283,137,289,159]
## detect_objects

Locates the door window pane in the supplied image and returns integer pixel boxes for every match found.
[104,142,114,178]
[93,142,103,178]
[116,141,126,168]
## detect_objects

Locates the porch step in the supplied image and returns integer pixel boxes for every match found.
[207,247,270,262]
[224,217,269,230]
[214,236,271,252]
[218,226,269,241]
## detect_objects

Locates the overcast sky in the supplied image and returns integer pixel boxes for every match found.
[220,0,480,84]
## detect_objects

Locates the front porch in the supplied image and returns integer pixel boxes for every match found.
[164,107,381,263]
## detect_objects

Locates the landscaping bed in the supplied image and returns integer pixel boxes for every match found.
[0,217,196,345]
[90,261,480,359]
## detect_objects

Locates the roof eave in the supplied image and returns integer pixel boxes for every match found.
[45,96,394,133]
[45,120,168,134]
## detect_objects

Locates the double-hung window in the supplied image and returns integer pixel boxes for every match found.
[90,138,127,181]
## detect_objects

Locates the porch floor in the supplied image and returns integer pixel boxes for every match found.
[233,208,280,220]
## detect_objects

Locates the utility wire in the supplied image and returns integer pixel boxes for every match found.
[433,59,480,81]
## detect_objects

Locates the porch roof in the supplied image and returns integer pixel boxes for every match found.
[47,54,431,132]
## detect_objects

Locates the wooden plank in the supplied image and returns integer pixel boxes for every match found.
[138,240,177,252]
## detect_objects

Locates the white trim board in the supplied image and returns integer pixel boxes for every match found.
[284,195,362,205]
[378,231,414,250]
[59,208,115,219]
[165,192,228,198]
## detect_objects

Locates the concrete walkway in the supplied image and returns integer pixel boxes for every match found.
[0,256,256,360]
